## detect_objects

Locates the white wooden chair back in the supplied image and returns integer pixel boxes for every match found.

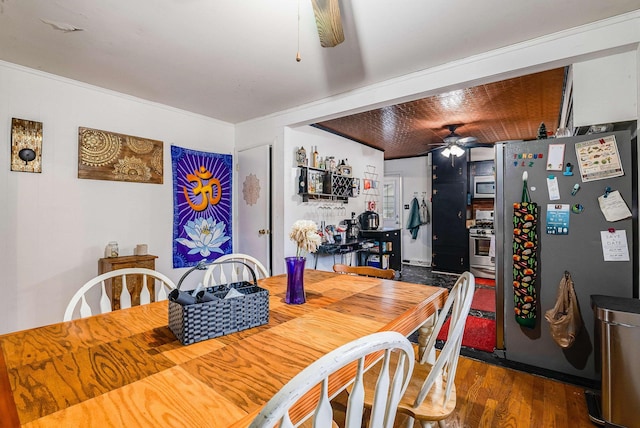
[414,271,475,411]
[64,268,176,321]
[202,253,269,286]
[249,331,415,428]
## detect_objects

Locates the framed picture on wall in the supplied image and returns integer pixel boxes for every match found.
[338,164,352,177]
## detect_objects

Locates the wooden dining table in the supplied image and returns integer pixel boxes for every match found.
[0,270,447,428]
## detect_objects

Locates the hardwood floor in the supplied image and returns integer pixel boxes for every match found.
[398,266,596,427]
[437,355,596,428]
[330,354,596,428]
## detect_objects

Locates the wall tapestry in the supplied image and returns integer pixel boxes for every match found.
[77,127,163,184]
[11,118,43,173]
[171,145,233,268]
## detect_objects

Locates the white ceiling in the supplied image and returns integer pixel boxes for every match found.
[1,1,638,124]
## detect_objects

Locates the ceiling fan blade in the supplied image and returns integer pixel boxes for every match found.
[466,142,495,148]
[311,0,345,47]
[456,136,478,145]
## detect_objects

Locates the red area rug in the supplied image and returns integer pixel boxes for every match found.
[471,288,496,313]
[475,277,495,287]
[437,316,496,353]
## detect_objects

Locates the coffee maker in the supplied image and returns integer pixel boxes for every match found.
[345,213,360,240]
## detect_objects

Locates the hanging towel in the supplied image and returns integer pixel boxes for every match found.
[407,197,422,239]
[420,197,430,225]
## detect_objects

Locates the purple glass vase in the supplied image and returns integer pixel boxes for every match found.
[285,256,306,304]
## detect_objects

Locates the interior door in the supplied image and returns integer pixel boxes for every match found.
[383,175,402,229]
[237,145,272,274]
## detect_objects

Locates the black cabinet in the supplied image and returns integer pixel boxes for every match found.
[431,151,469,274]
[359,229,402,273]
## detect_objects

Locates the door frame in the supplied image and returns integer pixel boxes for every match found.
[382,174,403,230]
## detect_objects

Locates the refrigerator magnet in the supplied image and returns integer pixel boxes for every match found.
[563,163,574,176]
[571,183,580,196]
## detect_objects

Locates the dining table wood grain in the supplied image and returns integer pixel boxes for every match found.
[0,270,447,428]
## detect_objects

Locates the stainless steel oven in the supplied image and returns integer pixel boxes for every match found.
[469,209,495,278]
[469,225,495,279]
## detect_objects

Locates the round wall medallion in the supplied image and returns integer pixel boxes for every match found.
[127,137,155,154]
[113,156,152,182]
[243,173,261,206]
[80,129,122,166]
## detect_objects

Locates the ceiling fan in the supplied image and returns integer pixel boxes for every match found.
[429,124,492,157]
[434,124,477,154]
[418,124,492,165]
[310,0,345,47]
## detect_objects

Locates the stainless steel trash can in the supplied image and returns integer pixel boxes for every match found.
[592,295,640,428]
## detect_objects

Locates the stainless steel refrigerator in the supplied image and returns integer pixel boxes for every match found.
[495,129,637,381]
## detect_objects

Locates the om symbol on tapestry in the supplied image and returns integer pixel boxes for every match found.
[182,166,222,211]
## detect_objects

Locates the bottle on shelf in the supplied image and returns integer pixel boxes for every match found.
[329,156,336,172]
[308,171,316,193]
[296,146,307,166]
[312,146,319,168]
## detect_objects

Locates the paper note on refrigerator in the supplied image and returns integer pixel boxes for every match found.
[601,230,630,261]
[598,190,632,222]
[546,144,565,171]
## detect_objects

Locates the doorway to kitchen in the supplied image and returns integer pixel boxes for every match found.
[403,264,496,354]
[382,175,402,230]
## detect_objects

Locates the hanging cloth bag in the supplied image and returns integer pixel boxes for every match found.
[544,271,582,348]
[512,173,538,328]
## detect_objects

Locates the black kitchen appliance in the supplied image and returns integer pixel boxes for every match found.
[359,211,379,230]
[345,218,360,240]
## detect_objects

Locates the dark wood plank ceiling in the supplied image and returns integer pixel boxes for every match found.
[313,67,567,160]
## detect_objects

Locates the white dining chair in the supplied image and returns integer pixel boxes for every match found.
[333,263,396,279]
[202,253,269,286]
[249,331,415,428]
[63,268,176,321]
[361,271,476,427]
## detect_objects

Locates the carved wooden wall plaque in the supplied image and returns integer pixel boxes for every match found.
[78,127,163,184]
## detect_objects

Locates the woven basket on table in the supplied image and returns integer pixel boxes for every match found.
[168,260,269,345]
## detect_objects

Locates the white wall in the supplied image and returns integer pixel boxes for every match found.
[384,156,431,266]
[284,126,384,272]
[573,50,638,126]
[0,62,234,334]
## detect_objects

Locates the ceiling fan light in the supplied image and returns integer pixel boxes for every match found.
[451,145,465,157]
[442,147,451,157]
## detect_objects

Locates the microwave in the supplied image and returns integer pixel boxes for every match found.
[473,175,495,198]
